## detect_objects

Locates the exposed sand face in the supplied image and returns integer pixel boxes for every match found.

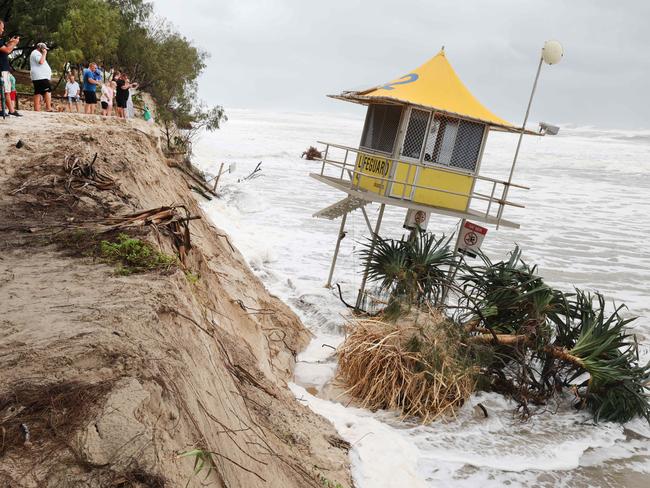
[0,113,351,487]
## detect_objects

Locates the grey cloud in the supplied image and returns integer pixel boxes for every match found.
[152,0,650,128]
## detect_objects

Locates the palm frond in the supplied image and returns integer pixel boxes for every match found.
[359,231,454,305]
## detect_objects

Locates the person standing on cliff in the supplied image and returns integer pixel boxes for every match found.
[116,73,138,119]
[0,20,21,117]
[100,80,115,116]
[64,74,81,112]
[30,42,53,112]
[82,62,101,114]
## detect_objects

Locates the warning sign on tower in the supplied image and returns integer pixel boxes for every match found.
[457,221,488,259]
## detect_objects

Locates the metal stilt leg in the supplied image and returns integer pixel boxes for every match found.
[355,203,385,310]
[325,211,348,288]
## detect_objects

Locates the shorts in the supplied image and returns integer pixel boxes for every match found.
[1,71,10,94]
[67,96,80,104]
[101,101,109,110]
[33,78,52,95]
[10,91,16,101]
[84,90,97,104]
[116,98,128,109]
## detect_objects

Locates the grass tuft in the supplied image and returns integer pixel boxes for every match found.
[100,233,176,275]
[185,271,200,284]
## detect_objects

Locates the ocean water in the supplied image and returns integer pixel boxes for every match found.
[193,108,650,487]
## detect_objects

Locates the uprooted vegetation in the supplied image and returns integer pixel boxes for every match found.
[3,149,198,269]
[339,231,650,424]
[338,311,477,423]
[301,146,323,160]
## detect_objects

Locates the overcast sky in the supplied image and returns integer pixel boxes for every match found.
[151,0,649,129]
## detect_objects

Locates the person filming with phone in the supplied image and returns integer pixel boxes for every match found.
[30,42,52,112]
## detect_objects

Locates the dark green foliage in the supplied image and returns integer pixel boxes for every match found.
[457,248,650,423]
[558,291,650,423]
[2,0,226,149]
[587,375,650,423]
[459,246,563,336]
[51,0,122,67]
[100,233,175,275]
[360,230,455,306]
[361,239,650,423]
[1,0,72,55]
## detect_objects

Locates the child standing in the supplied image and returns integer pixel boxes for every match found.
[8,72,16,110]
[100,81,115,116]
[64,74,81,112]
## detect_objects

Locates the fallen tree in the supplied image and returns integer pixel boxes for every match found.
[338,231,650,424]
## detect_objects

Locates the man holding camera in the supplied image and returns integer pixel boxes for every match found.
[30,42,52,112]
[0,20,21,117]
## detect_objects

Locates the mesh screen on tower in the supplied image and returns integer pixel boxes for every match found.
[401,109,429,159]
[420,113,486,172]
[360,104,402,154]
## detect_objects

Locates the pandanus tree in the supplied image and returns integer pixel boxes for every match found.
[459,247,650,422]
[359,230,455,307]
[357,235,650,423]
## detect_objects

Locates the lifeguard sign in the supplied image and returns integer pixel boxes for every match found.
[309,47,557,307]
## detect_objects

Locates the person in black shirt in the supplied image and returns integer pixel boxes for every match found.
[115,73,138,119]
[0,20,21,117]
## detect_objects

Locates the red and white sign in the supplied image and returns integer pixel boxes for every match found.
[458,221,488,258]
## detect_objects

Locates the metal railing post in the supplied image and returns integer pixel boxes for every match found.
[401,163,412,200]
[320,144,329,176]
[442,219,466,304]
[485,181,497,218]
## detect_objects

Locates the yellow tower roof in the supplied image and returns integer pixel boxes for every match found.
[331,50,518,131]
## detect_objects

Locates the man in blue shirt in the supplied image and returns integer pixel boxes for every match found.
[82,62,101,114]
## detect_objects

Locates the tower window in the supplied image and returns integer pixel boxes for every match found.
[360,104,403,154]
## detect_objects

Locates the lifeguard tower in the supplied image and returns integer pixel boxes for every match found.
[311,45,563,307]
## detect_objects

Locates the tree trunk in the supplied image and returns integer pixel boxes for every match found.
[471,333,585,369]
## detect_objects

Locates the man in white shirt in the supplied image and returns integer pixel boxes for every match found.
[64,74,81,113]
[30,42,52,112]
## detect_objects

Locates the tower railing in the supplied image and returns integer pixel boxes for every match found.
[314,141,529,225]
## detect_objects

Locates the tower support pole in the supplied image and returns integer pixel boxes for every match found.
[325,211,348,288]
[442,218,466,303]
[355,203,386,310]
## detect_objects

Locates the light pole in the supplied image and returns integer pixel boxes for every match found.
[496,40,564,228]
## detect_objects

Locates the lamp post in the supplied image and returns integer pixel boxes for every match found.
[496,40,563,228]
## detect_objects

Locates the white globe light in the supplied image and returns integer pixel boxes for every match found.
[542,40,564,65]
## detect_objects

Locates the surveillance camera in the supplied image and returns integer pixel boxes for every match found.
[539,122,560,136]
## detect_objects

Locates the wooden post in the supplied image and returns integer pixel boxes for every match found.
[212,162,225,192]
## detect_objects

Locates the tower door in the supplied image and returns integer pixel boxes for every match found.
[390,107,430,199]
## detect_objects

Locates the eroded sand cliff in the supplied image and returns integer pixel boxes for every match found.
[0,113,351,487]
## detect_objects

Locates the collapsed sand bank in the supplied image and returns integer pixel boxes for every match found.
[0,113,352,487]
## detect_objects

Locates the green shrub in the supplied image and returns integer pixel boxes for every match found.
[100,233,175,275]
